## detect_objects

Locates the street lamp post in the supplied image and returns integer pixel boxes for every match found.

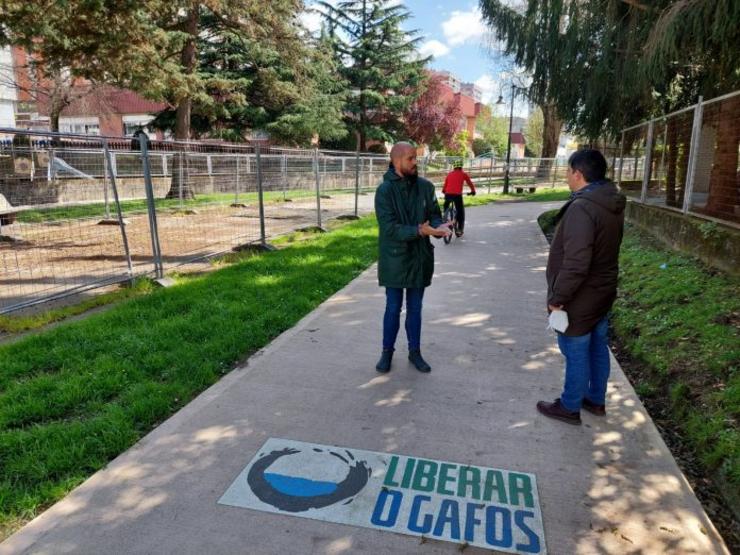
[497,85,526,195]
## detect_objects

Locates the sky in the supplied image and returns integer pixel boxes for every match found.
[301,1,531,117]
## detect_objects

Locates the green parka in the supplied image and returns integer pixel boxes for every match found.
[375,168,444,289]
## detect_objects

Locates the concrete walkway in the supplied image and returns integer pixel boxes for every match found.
[1,201,728,554]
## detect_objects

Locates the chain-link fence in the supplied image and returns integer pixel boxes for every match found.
[0,130,387,314]
[422,156,569,192]
[617,90,740,224]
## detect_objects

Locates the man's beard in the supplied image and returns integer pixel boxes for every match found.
[404,167,418,177]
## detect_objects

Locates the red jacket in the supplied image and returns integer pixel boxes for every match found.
[442,169,476,195]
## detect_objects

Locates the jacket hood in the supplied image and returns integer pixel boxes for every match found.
[576,180,626,214]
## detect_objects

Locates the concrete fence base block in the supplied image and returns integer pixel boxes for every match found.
[153,277,176,288]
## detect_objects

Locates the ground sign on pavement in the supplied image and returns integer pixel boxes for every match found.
[219,438,546,554]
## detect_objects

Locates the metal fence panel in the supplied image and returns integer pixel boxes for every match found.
[687,93,740,223]
[618,90,740,225]
[619,124,650,201]
[0,128,586,314]
[0,131,136,313]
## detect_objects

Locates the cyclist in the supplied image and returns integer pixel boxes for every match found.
[442,162,476,237]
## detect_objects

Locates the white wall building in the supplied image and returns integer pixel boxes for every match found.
[0,46,17,129]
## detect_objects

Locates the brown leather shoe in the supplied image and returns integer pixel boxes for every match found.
[536,399,581,425]
[582,397,606,416]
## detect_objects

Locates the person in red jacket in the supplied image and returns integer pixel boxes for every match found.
[442,162,476,237]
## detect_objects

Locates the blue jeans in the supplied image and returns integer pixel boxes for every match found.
[557,316,611,412]
[382,287,425,351]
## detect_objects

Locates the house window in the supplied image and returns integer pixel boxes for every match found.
[123,115,155,137]
[59,119,100,135]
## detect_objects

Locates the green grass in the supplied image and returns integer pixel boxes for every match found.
[464,187,570,207]
[15,189,346,223]
[0,279,155,335]
[539,211,739,489]
[611,225,740,487]
[0,217,379,539]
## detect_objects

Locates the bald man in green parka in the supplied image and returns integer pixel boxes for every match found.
[374,142,450,373]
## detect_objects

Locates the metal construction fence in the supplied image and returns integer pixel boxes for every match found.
[0,129,569,313]
[422,155,570,192]
[617,90,740,225]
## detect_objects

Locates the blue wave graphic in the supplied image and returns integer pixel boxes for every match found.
[264,473,339,497]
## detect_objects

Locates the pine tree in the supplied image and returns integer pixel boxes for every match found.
[318,0,427,151]
[478,0,566,163]
[267,33,349,146]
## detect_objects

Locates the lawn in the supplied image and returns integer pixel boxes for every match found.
[0,193,573,539]
[612,225,739,488]
[0,216,379,539]
[14,189,356,223]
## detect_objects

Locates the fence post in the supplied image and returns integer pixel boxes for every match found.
[256,145,268,246]
[139,134,164,279]
[640,121,654,203]
[234,154,240,205]
[178,151,184,209]
[683,97,704,214]
[282,153,288,201]
[354,150,360,218]
[102,150,111,220]
[488,155,494,194]
[314,148,323,229]
[163,153,168,177]
[103,140,134,280]
[659,119,668,192]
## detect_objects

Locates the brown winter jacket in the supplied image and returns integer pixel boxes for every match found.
[546,181,626,336]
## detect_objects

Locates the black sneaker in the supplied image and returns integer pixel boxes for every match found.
[376,349,393,373]
[536,398,581,425]
[408,350,431,373]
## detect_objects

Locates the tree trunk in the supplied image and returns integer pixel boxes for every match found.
[359,96,367,152]
[537,102,562,179]
[167,4,199,200]
[359,0,367,152]
[49,107,61,133]
[666,119,678,205]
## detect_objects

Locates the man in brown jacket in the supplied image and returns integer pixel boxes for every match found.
[537,149,626,425]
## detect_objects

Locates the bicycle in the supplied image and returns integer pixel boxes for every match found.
[442,202,459,245]
[442,192,474,245]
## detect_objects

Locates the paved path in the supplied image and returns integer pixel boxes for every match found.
[1,201,728,554]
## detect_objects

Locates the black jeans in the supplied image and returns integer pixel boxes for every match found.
[443,194,465,232]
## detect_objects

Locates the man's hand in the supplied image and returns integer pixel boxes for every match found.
[548,304,564,312]
[420,220,451,238]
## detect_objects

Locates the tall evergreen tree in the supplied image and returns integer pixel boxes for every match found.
[267,33,349,146]
[318,0,428,150]
[152,8,345,147]
[478,0,565,164]
[479,0,740,139]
